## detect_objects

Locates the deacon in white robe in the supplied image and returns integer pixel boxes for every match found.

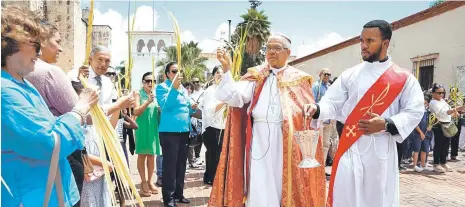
[309,20,424,207]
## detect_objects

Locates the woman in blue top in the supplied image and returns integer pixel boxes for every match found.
[1,6,99,207]
[156,62,197,207]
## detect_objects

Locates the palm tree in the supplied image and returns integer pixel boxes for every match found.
[232,7,271,75]
[156,41,209,83]
[429,0,445,8]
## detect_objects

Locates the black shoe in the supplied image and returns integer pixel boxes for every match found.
[204,180,213,185]
[325,172,331,177]
[175,197,190,204]
[156,177,162,187]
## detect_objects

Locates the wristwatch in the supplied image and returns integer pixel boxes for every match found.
[384,118,389,131]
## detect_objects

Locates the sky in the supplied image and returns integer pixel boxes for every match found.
[81,0,432,64]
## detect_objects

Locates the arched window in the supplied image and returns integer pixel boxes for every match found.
[157,39,166,53]
[147,39,156,53]
[137,39,145,53]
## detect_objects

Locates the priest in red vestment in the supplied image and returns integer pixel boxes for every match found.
[208,34,326,207]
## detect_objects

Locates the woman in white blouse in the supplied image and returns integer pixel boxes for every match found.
[428,83,464,173]
[199,66,227,185]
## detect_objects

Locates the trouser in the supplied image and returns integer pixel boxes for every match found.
[160,132,189,206]
[459,126,465,149]
[67,150,83,207]
[328,122,339,160]
[433,126,450,164]
[449,124,461,157]
[397,141,404,168]
[157,155,163,177]
[194,135,203,158]
[404,136,413,159]
[203,127,224,182]
[322,123,331,164]
[188,147,195,165]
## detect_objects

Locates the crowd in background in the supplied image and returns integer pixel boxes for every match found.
[1,5,226,207]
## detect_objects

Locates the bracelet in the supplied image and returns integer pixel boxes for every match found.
[71,109,86,125]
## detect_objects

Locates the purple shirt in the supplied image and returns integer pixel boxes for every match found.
[26,59,79,116]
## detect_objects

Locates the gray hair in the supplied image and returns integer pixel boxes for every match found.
[267,34,291,49]
[90,45,110,57]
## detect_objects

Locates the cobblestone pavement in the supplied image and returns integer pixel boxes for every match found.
[125,148,465,207]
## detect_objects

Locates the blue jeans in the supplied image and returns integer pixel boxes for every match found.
[156,155,163,177]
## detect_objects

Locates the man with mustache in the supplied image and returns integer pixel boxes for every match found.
[306,20,424,207]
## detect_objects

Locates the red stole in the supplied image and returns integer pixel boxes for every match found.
[327,64,409,206]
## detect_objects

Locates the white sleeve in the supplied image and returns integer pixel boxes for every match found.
[311,72,349,128]
[390,75,425,142]
[215,70,255,108]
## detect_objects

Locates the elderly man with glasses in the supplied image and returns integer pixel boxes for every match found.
[209,34,325,207]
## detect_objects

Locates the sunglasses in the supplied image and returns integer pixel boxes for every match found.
[324,73,331,77]
[193,81,199,84]
[105,72,116,77]
[30,41,41,54]
[143,79,154,84]
[169,69,179,74]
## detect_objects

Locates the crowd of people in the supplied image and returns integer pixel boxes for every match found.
[1,5,226,207]
[397,83,465,173]
[2,5,464,207]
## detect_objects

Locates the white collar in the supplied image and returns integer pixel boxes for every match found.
[88,67,99,79]
[270,64,288,74]
[364,55,392,68]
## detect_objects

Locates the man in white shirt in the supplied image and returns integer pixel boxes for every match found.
[86,46,134,115]
[198,66,226,185]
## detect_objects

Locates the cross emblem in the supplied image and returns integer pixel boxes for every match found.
[345,125,356,137]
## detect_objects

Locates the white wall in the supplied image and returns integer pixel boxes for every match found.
[130,32,173,90]
[294,6,465,89]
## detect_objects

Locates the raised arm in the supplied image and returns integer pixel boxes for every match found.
[215,70,255,108]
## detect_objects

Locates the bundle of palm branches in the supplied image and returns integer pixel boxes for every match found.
[79,76,144,207]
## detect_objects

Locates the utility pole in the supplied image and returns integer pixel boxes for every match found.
[228,20,232,44]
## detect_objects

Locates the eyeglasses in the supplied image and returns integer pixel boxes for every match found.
[324,73,331,77]
[30,41,41,54]
[434,92,446,95]
[170,70,178,74]
[143,79,154,84]
[105,72,116,77]
[266,46,287,53]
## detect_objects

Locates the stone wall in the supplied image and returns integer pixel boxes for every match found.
[92,25,112,49]
[2,0,87,72]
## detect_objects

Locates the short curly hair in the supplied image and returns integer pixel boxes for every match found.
[1,6,43,67]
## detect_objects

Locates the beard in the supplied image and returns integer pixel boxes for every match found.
[362,46,383,63]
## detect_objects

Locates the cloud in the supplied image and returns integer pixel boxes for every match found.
[181,30,196,43]
[296,32,346,58]
[198,22,236,53]
[93,6,158,65]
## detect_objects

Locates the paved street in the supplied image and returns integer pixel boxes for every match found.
[126,148,465,207]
